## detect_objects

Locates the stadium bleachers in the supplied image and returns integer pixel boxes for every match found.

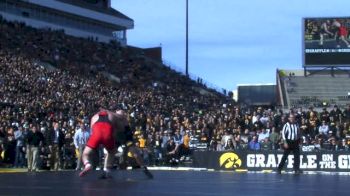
[279,70,350,108]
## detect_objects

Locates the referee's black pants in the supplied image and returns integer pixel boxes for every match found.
[278,140,300,171]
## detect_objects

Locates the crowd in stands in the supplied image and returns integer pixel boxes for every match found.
[209,106,350,152]
[0,18,227,169]
[0,18,350,171]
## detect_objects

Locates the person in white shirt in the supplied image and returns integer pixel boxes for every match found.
[260,113,269,126]
[252,112,258,124]
[73,122,90,170]
[258,128,270,143]
[318,121,329,136]
[221,130,234,149]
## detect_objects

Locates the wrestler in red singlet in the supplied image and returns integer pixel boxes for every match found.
[79,109,153,179]
[86,111,115,151]
[339,25,348,38]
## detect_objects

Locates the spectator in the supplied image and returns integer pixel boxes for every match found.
[224,139,235,150]
[343,105,350,122]
[161,131,171,149]
[26,126,44,172]
[165,139,178,165]
[240,129,250,144]
[73,122,90,170]
[248,136,260,151]
[138,134,149,164]
[183,131,190,150]
[318,121,329,137]
[199,132,209,146]
[338,139,349,151]
[14,126,25,168]
[252,112,258,124]
[138,134,147,149]
[260,113,269,126]
[308,112,319,137]
[269,127,280,150]
[300,118,309,137]
[173,130,183,146]
[307,106,317,120]
[180,131,191,156]
[172,130,191,158]
[253,116,263,132]
[330,105,342,123]
[221,130,234,149]
[49,122,65,171]
[258,127,270,143]
[0,128,5,164]
[260,138,272,151]
[296,107,306,125]
[313,137,323,150]
[320,108,330,123]
[234,134,245,150]
[328,138,338,151]
[4,127,16,166]
[151,132,163,165]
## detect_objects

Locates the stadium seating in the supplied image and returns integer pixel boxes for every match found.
[280,71,350,108]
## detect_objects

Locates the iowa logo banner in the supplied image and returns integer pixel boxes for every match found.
[193,150,350,172]
[219,153,242,169]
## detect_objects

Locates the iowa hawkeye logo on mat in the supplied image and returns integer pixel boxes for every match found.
[219,153,242,169]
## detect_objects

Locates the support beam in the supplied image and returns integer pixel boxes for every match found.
[185,0,189,77]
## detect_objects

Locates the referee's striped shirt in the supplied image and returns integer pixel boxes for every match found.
[282,122,299,141]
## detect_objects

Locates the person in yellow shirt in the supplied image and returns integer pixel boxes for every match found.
[183,131,190,149]
[138,135,147,149]
[137,134,150,165]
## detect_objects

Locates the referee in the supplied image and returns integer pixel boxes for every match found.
[277,114,302,174]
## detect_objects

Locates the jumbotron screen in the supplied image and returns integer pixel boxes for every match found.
[304,17,350,66]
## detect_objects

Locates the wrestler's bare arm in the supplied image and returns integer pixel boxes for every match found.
[90,114,99,129]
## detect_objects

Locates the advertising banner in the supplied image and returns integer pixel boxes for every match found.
[193,150,350,171]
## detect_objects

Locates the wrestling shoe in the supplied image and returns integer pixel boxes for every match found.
[276,168,282,174]
[99,171,113,179]
[79,164,92,177]
[143,166,153,179]
[294,170,303,175]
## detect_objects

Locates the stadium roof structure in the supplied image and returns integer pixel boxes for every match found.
[237,83,275,86]
[58,0,133,21]
[0,0,134,44]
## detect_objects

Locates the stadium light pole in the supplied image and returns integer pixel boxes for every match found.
[185,0,189,77]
